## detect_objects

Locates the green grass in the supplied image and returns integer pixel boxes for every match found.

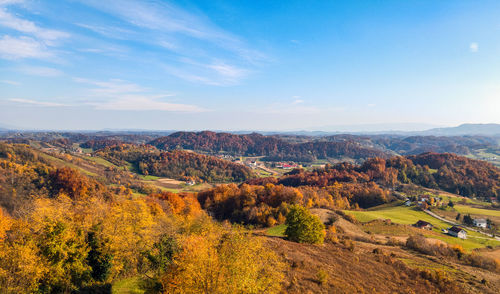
[80,147,93,153]
[453,205,500,217]
[38,152,98,177]
[344,206,450,227]
[138,174,161,181]
[112,277,144,294]
[266,224,287,237]
[85,156,117,168]
[344,204,500,251]
[438,193,490,207]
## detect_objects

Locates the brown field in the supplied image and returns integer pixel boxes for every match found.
[266,235,499,294]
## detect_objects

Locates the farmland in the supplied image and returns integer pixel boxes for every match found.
[343,203,500,251]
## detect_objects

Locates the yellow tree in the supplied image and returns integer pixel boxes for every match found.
[163,224,284,294]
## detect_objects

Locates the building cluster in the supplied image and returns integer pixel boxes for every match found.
[275,162,300,169]
[413,220,468,239]
[404,194,443,208]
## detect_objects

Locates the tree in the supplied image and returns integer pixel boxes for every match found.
[285,205,325,244]
[455,213,461,221]
[86,229,113,282]
[463,214,473,226]
[162,226,284,294]
[142,235,179,292]
[448,200,454,208]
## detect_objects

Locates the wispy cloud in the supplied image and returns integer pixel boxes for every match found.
[292,96,304,104]
[74,78,145,94]
[0,35,52,59]
[0,80,20,85]
[163,60,250,86]
[8,98,68,107]
[89,95,206,112]
[469,42,478,53]
[0,1,69,60]
[78,0,264,85]
[18,66,63,77]
[75,78,206,112]
[0,7,69,45]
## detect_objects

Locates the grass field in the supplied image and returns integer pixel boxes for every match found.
[84,155,117,168]
[266,224,287,237]
[344,205,449,226]
[112,277,144,294]
[344,204,500,250]
[38,152,99,177]
[453,204,500,217]
[138,174,162,181]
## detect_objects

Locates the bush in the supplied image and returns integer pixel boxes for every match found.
[316,269,328,285]
[405,235,455,257]
[285,205,325,244]
[462,254,500,273]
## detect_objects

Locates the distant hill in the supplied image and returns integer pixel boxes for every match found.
[416,124,500,136]
[149,131,391,162]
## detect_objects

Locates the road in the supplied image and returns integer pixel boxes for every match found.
[423,209,500,241]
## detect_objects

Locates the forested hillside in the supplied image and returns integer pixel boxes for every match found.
[96,144,254,182]
[149,131,390,162]
[250,153,499,200]
[1,141,499,293]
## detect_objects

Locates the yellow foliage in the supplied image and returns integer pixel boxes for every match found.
[0,238,45,293]
[0,208,11,241]
[163,226,284,294]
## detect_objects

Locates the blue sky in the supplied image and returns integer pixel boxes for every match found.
[0,0,499,131]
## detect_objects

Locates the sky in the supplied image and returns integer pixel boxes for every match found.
[0,0,500,131]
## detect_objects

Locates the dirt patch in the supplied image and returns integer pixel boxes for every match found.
[309,208,337,224]
[478,248,500,260]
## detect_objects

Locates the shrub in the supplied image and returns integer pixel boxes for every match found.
[316,269,328,285]
[343,213,358,224]
[341,238,355,251]
[405,235,455,257]
[462,254,500,273]
[285,205,325,244]
[325,226,339,244]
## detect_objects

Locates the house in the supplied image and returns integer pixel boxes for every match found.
[473,218,487,228]
[447,226,467,239]
[276,162,299,169]
[186,180,196,186]
[413,220,433,230]
[404,200,412,206]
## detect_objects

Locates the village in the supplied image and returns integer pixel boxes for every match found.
[406,194,496,240]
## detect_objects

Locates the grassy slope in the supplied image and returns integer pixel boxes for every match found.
[454,205,500,217]
[37,152,99,177]
[344,205,500,250]
[112,277,144,294]
[267,224,287,237]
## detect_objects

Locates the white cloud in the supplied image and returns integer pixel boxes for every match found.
[0,3,69,60]
[207,62,248,80]
[0,80,20,85]
[18,66,63,77]
[0,7,69,45]
[163,60,250,86]
[78,0,264,84]
[74,78,145,94]
[469,42,478,53]
[9,98,68,107]
[0,35,51,59]
[75,77,205,112]
[292,96,304,104]
[90,95,206,112]
[0,0,24,6]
